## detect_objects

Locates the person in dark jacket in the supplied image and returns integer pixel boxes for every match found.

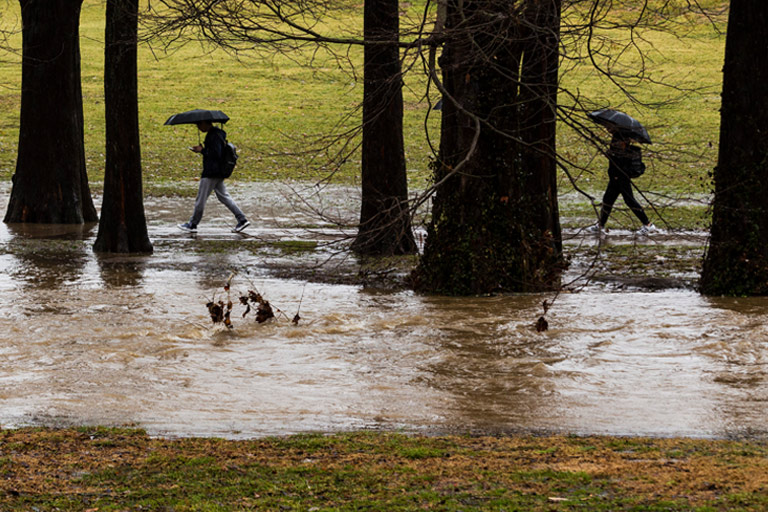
[587,133,657,235]
[178,120,250,233]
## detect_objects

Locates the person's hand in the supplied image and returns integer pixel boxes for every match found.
[191,145,203,153]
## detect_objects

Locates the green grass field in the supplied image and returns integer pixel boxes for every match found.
[0,1,727,224]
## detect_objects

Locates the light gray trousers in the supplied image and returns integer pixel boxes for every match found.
[189,178,246,226]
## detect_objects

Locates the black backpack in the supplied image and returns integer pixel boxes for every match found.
[217,132,238,179]
[626,144,646,178]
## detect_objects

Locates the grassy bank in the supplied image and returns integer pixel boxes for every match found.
[2,427,767,511]
[0,2,726,195]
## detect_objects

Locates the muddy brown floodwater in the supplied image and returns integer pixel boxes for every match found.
[1,182,767,439]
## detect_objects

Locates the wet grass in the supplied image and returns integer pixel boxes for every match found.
[0,0,438,188]
[2,228,707,292]
[0,1,727,199]
[0,1,728,245]
[2,427,768,511]
[561,199,711,232]
[269,240,320,254]
[187,239,318,256]
[571,243,704,290]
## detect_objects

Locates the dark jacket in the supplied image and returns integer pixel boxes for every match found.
[201,127,226,178]
[607,143,642,179]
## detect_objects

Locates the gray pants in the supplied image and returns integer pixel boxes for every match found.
[189,178,246,227]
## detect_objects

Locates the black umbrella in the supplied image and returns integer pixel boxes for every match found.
[164,109,230,126]
[588,109,651,144]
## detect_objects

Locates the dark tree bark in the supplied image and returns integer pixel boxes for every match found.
[414,0,563,295]
[94,0,153,253]
[4,0,98,224]
[700,1,768,295]
[351,0,417,256]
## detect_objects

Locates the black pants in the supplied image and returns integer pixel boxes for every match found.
[599,172,649,226]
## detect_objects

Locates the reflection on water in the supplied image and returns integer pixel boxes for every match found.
[1,183,767,439]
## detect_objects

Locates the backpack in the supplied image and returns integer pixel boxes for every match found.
[626,144,646,179]
[217,131,238,179]
[220,140,238,178]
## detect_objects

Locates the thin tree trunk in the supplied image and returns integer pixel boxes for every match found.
[414,0,563,295]
[352,0,417,255]
[94,0,153,253]
[5,0,97,224]
[700,0,768,295]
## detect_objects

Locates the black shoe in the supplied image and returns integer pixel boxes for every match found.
[232,219,250,233]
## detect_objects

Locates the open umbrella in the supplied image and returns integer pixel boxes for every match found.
[588,109,651,144]
[164,109,229,126]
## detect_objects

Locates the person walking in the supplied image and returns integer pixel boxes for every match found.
[177,120,250,233]
[587,133,657,235]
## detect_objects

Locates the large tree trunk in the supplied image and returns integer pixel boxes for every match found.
[4,0,97,224]
[352,0,417,255]
[414,0,563,295]
[94,0,153,253]
[700,1,768,295]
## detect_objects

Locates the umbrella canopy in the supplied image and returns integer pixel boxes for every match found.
[588,109,651,144]
[164,109,229,126]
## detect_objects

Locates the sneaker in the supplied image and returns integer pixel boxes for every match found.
[177,222,197,233]
[585,223,603,234]
[232,219,250,233]
[636,223,658,236]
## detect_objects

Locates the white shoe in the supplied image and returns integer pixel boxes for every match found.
[585,223,603,234]
[636,223,659,236]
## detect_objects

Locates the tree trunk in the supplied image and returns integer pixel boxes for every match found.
[700,1,768,295]
[352,0,417,255]
[414,0,563,295]
[4,0,97,224]
[94,0,153,253]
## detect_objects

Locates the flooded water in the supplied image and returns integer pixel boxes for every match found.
[1,182,767,439]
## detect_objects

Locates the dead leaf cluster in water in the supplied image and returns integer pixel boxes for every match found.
[240,290,275,324]
[206,272,303,329]
[206,299,234,327]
